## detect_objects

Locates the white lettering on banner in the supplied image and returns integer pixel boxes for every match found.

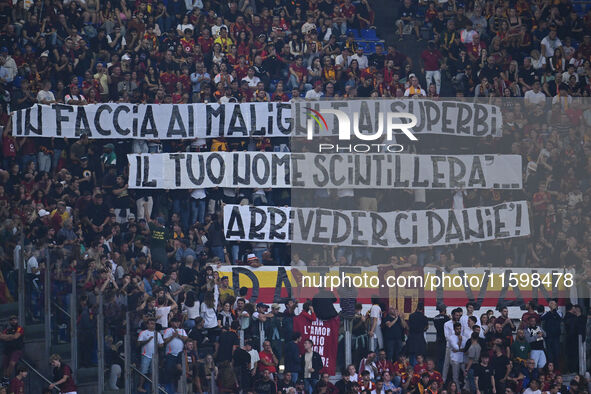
[222,202,530,248]
[11,100,502,139]
[127,152,522,189]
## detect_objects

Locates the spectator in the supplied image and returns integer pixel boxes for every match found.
[0,315,24,380]
[48,354,77,394]
[301,339,323,393]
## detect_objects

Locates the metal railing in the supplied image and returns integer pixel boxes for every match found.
[20,358,61,394]
[117,353,168,394]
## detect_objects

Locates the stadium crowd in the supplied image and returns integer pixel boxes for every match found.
[0,0,591,392]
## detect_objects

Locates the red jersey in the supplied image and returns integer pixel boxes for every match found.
[377,359,394,375]
[341,4,356,18]
[180,37,195,53]
[258,350,277,373]
[420,49,442,71]
[197,36,213,53]
[393,361,410,383]
[8,377,25,394]
[54,364,77,392]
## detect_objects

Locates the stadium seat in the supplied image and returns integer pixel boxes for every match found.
[347,29,360,39]
[363,42,376,54]
[361,29,379,41]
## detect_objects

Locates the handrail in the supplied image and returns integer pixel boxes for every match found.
[20,358,61,393]
[117,354,168,394]
[52,302,71,318]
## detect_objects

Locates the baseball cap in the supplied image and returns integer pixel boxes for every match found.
[38,209,50,217]
[256,302,269,309]
[247,253,258,262]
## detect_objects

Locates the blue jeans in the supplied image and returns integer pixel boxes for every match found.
[190,198,206,225]
[172,198,190,230]
[163,354,179,393]
[304,378,318,394]
[385,338,402,362]
[211,246,225,261]
[52,149,62,171]
[290,372,299,385]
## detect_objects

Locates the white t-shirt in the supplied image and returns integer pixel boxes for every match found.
[335,54,351,68]
[369,304,382,338]
[241,75,261,87]
[540,36,562,58]
[156,306,172,328]
[177,23,195,33]
[305,89,324,99]
[190,189,206,200]
[182,302,201,320]
[448,334,468,362]
[524,90,546,105]
[351,54,369,70]
[37,90,55,103]
[201,303,218,329]
[163,327,187,356]
[523,389,542,394]
[248,348,259,370]
[26,256,39,275]
[138,330,164,358]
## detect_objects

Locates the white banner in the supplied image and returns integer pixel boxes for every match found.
[12,99,501,139]
[223,202,530,247]
[291,99,502,138]
[128,152,522,189]
[12,103,291,139]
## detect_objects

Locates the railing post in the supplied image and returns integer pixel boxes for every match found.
[70,275,77,380]
[259,321,265,352]
[344,318,352,367]
[44,248,51,376]
[210,369,216,394]
[579,334,585,375]
[179,350,187,394]
[17,232,25,327]
[152,328,159,394]
[124,312,132,394]
[97,293,105,393]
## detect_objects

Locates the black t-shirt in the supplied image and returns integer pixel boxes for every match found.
[474,363,493,390]
[216,330,239,362]
[189,327,208,346]
[518,66,538,86]
[433,313,450,342]
[478,64,501,82]
[382,315,405,340]
[399,3,417,19]
[490,354,510,380]
[84,202,109,228]
[179,266,198,285]
[233,347,250,370]
[254,377,277,394]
